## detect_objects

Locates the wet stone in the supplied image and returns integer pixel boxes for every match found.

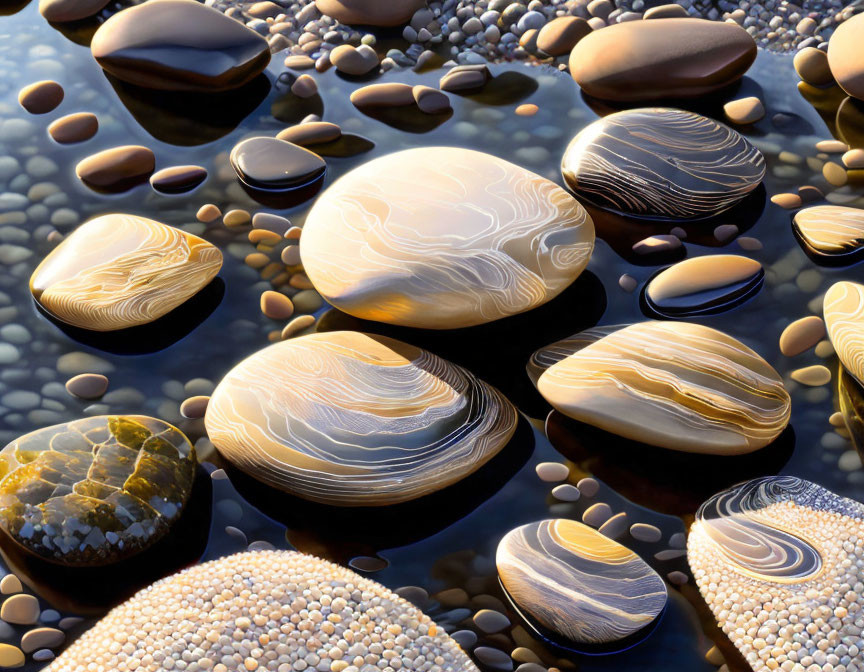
[794,205,864,261]
[0,416,195,566]
[315,0,425,27]
[794,47,834,87]
[91,0,270,92]
[149,166,207,194]
[75,146,155,194]
[20,628,64,653]
[724,96,765,125]
[230,137,326,192]
[65,374,109,400]
[0,643,24,668]
[18,81,63,115]
[562,108,765,220]
[440,65,490,93]
[779,316,826,357]
[350,83,415,108]
[329,44,378,75]
[643,254,764,318]
[39,0,108,21]
[535,16,591,56]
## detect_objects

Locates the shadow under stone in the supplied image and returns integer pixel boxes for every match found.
[271,90,324,125]
[457,70,539,106]
[355,104,453,133]
[307,133,375,157]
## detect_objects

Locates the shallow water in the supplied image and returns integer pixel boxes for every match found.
[0,2,859,670]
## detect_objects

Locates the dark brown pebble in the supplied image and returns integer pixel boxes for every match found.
[18,81,64,114]
[47,112,98,144]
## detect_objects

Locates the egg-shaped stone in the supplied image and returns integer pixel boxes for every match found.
[537,322,791,454]
[793,205,864,262]
[205,331,518,506]
[47,550,478,671]
[30,214,223,332]
[824,281,864,386]
[643,254,764,318]
[497,519,667,645]
[0,416,195,566]
[90,0,270,92]
[569,18,756,102]
[301,147,595,329]
[561,108,765,221]
[827,13,864,101]
[688,476,864,672]
[229,137,326,192]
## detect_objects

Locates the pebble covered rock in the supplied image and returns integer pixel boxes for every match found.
[30,214,222,331]
[0,416,195,565]
[497,519,667,645]
[301,147,594,329]
[537,321,791,454]
[561,108,765,220]
[46,550,478,671]
[205,331,517,505]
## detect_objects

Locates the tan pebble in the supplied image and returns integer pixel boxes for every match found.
[291,289,322,313]
[435,588,468,607]
[224,209,251,228]
[291,74,318,99]
[793,47,834,86]
[281,245,301,266]
[577,477,599,497]
[582,502,612,527]
[815,140,849,153]
[714,224,739,242]
[260,290,294,320]
[515,104,539,116]
[737,236,762,251]
[0,575,21,595]
[770,193,802,209]
[284,226,302,240]
[815,339,835,357]
[618,274,637,292]
[843,148,864,169]
[779,316,825,356]
[1,594,40,624]
[245,252,270,269]
[196,204,221,222]
[18,80,63,114]
[511,647,542,664]
[289,272,314,289]
[0,644,24,668]
[47,112,98,144]
[260,262,282,280]
[705,646,725,666]
[248,229,282,245]
[180,395,210,419]
[723,96,764,125]
[64,373,109,400]
[790,364,831,386]
[823,161,848,187]
[21,628,64,653]
[281,314,316,339]
[830,411,846,427]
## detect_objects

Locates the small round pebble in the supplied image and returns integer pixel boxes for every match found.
[551,483,580,502]
[291,74,318,98]
[515,104,538,116]
[180,395,209,419]
[223,209,251,228]
[790,364,832,386]
[1,594,40,624]
[535,462,569,482]
[473,609,510,633]
[779,315,825,356]
[260,291,294,320]
[723,96,765,125]
[630,523,662,543]
[48,113,98,144]
[65,373,109,400]
[582,502,612,527]
[577,477,599,497]
[18,80,63,114]
[196,204,221,223]
[0,575,21,594]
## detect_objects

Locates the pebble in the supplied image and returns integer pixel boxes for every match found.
[535,16,591,56]
[284,55,315,70]
[223,209,251,228]
[582,502,612,527]
[632,235,682,255]
[260,291,294,320]
[843,148,864,168]
[281,315,315,339]
[47,113,98,145]
[439,64,490,92]
[779,316,826,356]
[667,570,689,585]
[794,46,834,86]
[347,556,388,572]
[816,140,849,153]
[32,649,54,662]
[330,44,378,75]
[714,224,740,243]
[790,364,832,386]
[276,121,341,146]
[21,628,64,653]
[577,477,599,497]
[473,647,513,672]
[149,166,207,194]
[724,96,765,125]
[0,644,24,669]
[823,161,848,187]
[180,395,209,419]
[473,609,510,633]
[535,462,569,482]
[598,511,628,538]
[65,373,109,400]
[644,3,689,19]
[18,80,63,114]
[515,104,538,116]
[551,483,580,502]
[291,74,318,98]
[196,204,221,222]
[0,575,21,594]
[412,85,451,114]
[56,352,113,375]
[230,137,325,192]
[770,193,802,209]
[351,83,415,108]
[1,594,40,625]
[630,523,662,543]
[75,146,155,193]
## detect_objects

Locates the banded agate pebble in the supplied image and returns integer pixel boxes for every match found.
[497,519,667,645]
[537,322,791,454]
[643,254,764,318]
[561,108,765,220]
[300,147,595,329]
[688,476,864,672]
[46,550,478,671]
[29,214,222,331]
[793,205,864,262]
[0,416,195,566]
[824,280,864,386]
[526,325,621,386]
[205,331,517,506]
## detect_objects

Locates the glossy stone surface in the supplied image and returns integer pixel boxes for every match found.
[643,254,764,317]
[497,519,667,645]
[301,147,595,329]
[315,0,425,26]
[688,476,864,672]
[75,145,155,194]
[149,165,207,194]
[30,214,223,331]
[537,322,791,454]
[828,13,864,101]
[39,0,108,21]
[47,113,98,144]
[526,325,621,386]
[569,18,756,101]
[561,108,765,220]
[90,0,270,92]
[47,550,478,671]
[793,205,864,261]
[824,281,864,386]
[205,331,518,506]
[0,416,195,566]
[229,137,326,191]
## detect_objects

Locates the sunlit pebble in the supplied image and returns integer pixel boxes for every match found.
[582,502,611,527]
[248,229,282,245]
[281,314,316,340]
[714,224,739,243]
[284,226,302,240]
[511,647,541,664]
[245,252,270,269]
[824,161,848,187]
[815,139,849,153]
[535,462,568,482]
[260,290,294,320]
[790,364,831,386]
[576,477,599,498]
[630,523,662,543]
[224,208,252,228]
[196,204,222,223]
[551,484,580,502]
[515,104,538,116]
[0,574,21,595]
[705,645,725,666]
[179,395,209,419]
[618,274,637,292]
[210,468,228,481]
[281,245,301,266]
[598,511,628,538]
[770,192,802,209]
[814,339,835,358]
[472,609,510,634]
[830,411,846,427]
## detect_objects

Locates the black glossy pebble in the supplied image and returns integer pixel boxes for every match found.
[229,137,326,192]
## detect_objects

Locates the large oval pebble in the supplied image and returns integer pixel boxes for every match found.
[824,280,864,386]
[569,18,756,101]
[537,322,790,454]
[230,136,325,192]
[0,416,195,566]
[301,147,595,329]
[30,214,222,331]
[643,254,764,317]
[47,550,477,670]
[793,205,864,262]
[497,519,667,645]
[689,476,864,672]
[205,331,517,506]
[561,108,765,220]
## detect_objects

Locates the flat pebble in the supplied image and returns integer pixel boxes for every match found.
[1,594,40,624]
[196,204,221,222]
[577,477,599,497]
[779,316,825,356]
[0,575,21,594]
[582,502,612,527]
[21,628,64,653]
[473,647,513,671]
[551,483,580,502]
[630,523,662,543]
[223,209,251,228]
[260,291,294,320]
[723,96,765,125]
[473,609,510,633]
[47,113,98,144]
[0,644,23,668]
[535,462,569,482]
[790,364,832,386]
[64,373,109,399]
[18,80,63,114]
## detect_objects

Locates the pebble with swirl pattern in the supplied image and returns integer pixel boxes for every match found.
[824,280,864,387]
